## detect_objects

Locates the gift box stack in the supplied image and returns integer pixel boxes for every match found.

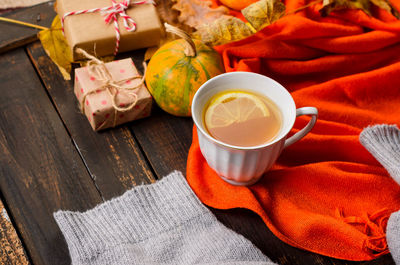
[56,0,162,130]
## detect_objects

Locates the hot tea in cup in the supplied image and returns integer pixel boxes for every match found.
[203,90,282,147]
[192,72,318,185]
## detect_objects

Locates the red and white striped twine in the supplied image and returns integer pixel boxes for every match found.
[61,0,154,56]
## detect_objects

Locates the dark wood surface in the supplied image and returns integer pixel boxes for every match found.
[0,2,55,54]
[0,2,396,265]
[0,48,103,265]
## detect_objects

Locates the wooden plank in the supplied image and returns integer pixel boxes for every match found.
[0,1,55,54]
[27,42,155,201]
[0,48,103,265]
[0,199,30,265]
[129,107,193,177]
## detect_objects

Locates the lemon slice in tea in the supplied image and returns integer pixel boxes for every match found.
[204,91,270,129]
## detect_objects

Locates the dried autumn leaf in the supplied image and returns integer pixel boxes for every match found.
[192,16,253,46]
[155,0,176,25]
[242,0,286,31]
[172,0,229,29]
[38,15,73,80]
[320,0,400,18]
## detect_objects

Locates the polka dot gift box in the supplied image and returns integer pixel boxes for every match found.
[74,58,152,131]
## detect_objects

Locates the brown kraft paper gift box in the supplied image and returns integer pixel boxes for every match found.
[57,0,163,60]
[74,58,152,131]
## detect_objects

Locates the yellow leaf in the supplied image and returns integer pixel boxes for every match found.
[38,15,73,80]
[192,16,253,46]
[242,0,286,31]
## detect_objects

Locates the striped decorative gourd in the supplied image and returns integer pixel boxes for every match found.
[145,25,224,117]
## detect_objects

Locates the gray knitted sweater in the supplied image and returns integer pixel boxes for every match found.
[54,171,276,265]
[54,124,400,265]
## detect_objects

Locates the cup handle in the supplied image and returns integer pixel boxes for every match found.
[284,107,318,148]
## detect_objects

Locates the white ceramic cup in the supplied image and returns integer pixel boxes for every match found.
[191,72,318,186]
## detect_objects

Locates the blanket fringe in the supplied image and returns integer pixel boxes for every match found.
[335,208,390,257]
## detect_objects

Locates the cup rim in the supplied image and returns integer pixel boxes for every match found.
[191,71,296,150]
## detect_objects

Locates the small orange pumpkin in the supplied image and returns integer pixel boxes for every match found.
[145,24,224,117]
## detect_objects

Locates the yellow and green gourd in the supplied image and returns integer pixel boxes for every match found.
[145,24,224,117]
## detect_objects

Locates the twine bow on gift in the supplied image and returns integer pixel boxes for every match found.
[76,48,146,130]
[61,0,154,56]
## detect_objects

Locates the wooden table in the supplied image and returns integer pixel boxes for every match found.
[0,2,395,265]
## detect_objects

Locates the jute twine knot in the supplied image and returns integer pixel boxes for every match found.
[76,48,146,129]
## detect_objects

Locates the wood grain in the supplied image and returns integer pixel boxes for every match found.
[0,199,30,265]
[27,42,155,201]
[0,48,103,265]
[0,1,54,54]
[128,105,194,177]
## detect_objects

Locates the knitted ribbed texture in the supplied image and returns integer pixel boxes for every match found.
[360,125,400,184]
[54,171,276,265]
[388,211,400,264]
[360,125,400,265]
